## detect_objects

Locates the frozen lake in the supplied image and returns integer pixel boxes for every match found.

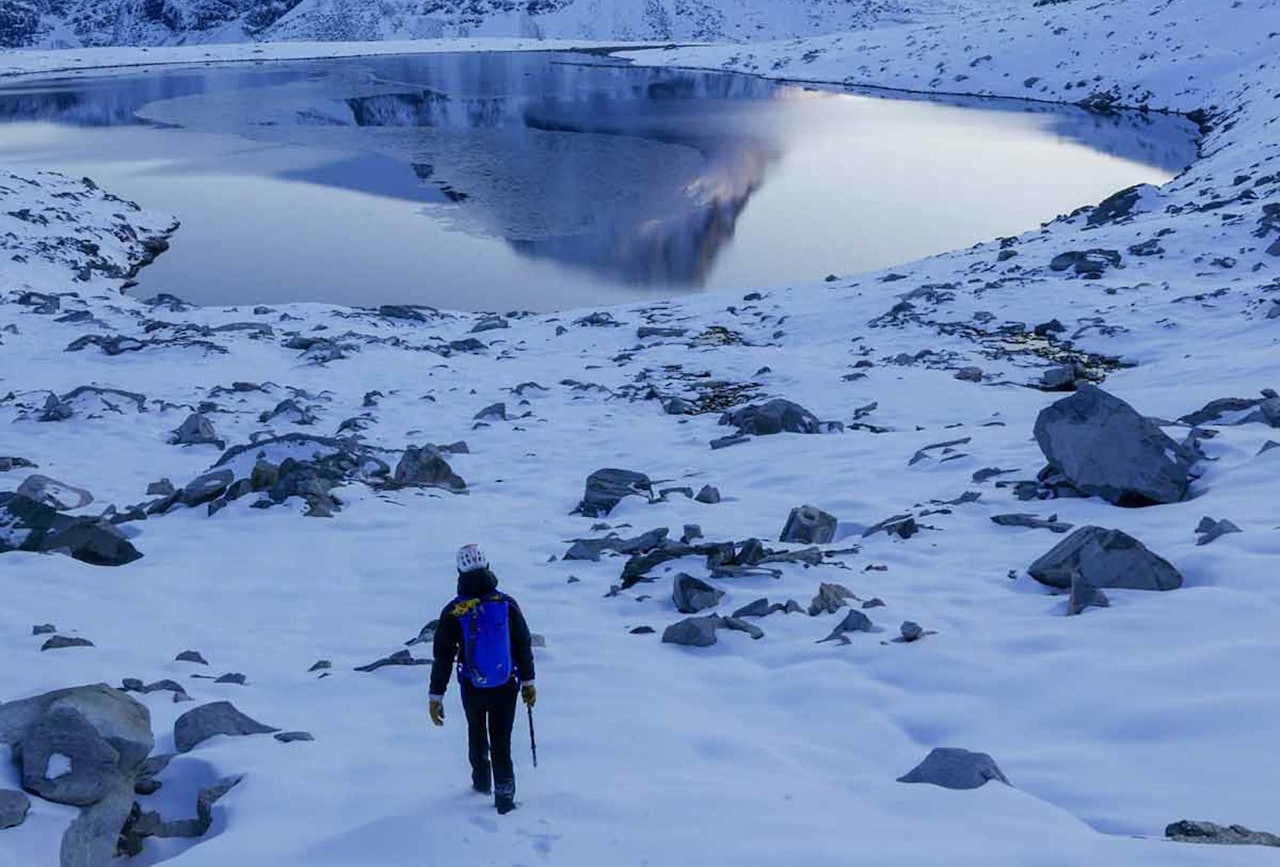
[0,52,1199,310]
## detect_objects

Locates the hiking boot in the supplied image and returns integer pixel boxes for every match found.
[472,768,492,795]
[472,781,492,795]
[495,793,517,815]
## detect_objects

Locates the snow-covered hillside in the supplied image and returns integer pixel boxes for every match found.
[2,0,1280,865]
[2,0,931,49]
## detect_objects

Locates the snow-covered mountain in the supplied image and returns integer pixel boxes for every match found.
[2,0,929,49]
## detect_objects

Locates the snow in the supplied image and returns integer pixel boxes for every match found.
[2,0,1280,865]
[44,754,73,781]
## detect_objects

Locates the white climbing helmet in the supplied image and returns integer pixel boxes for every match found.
[456,543,489,574]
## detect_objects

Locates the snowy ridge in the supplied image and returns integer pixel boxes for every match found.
[2,0,1280,865]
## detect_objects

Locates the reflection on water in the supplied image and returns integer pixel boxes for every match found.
[0,53,1201,309]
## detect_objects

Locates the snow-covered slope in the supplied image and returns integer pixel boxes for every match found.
[3,0,932,49]
[2,0,1280,865]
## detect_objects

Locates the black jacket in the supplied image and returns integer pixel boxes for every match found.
[429,567,535,697]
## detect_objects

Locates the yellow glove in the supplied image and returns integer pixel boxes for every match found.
[521,683,537,709]
[429,697,445,727]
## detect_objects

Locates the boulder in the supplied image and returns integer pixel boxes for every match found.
[62,783,134,867]
[1165,820,1280,847]
[720,399,821,436]
[694,485,721,505]
[672,574,724,614]
[899,621,924,642]
[897,748,1010,790]
[1195,517,1242,546]
[41,636,94,651]
[0,789,29,830]
[180,469,235,507]
[809,582,855,616]
[391,445,466,492]
[817,609,873,644]
[20,706,121,806]
[780,505,837,544]
[1033,385,1195,506]
[0,493,142,566]
[473,402,507,422]
[720,617,764,640]
[1028,526,1183,592]
[1068,575,1110,615]
[574,469,652,517]
[173,701,279,753]
[661,616,721,647]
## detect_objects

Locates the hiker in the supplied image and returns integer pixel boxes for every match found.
[429,543,537,814]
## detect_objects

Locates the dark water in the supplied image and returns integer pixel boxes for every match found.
[0,52,1199,310]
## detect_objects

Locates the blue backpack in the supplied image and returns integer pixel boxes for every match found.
[454,593,513,688]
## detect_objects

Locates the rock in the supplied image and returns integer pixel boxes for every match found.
[661,616,721,647]
[637,326,686,339]
[38,392,75,422]
[1038,364,1085,392]
[862,514,920,539]
[174,701,279,753]
[1033,385,1195,506]
[274,731,314,743]
[954,367,983,382]
[720,617,764,640]
[32,623,56,635]
[1196,516,1242,546]
[353,649,428,673]
[19,706,121,806]
[897,748,1010,789]
[180,469,236,507]
[681,524,703,543]
[809,582,855,616]
[862,598,885,609]
[16,474,93,511]
[473,402,507,422]
[0,789,30,830]
[61,782,134,867]
[41,635,94,651]
[817,609,873,644]
[574,468,652,517]
[1068,575,1110,615]
[662,397,696,415]
[175,650,208,665]
[0,493,142,566]
[1028,526,1183,591]
[1165,820,1280,847]
[391,445,466,492]
[694,485,721,504]
[169,413,224,449]
[379,304,430,322]
[214,673,246,685]
[630,626,655,635]
[126,774,243,843]
[780,505,837,544]
[471,316,508,333]
[1049,249,1121,276]
[565,528,669,561]
[720,399,821,436]
[0,457,37,472]
[991,513,1074,533]
[899,621,924,642]
[672,574,724,614]
[709,434,750,450]
[732,598,772,619]
[1179,396,1263,426]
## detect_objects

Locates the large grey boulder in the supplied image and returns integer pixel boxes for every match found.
[16,474,93,511]
[574,469,652,517]
[780,505,837,544]
[0,789,30,830]
[661,616,722,648]
[672,574,724,614]
[169,413,225,449]
[817,609,873,644]
[174,701,279,753]
[0,684,153,769]
[1028,526,1183,591]
[897,748,1010,790]
[1166,820,1280,847]
[0,493,142,566]
[391,445,466,492]
[1033,385,1195,506]
[20,706,122,806]
[720,399,821,436]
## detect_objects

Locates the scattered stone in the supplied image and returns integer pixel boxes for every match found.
[908,437,971,466]
[972,467,1018,484]
[862,598,885,609]
[1028,526,1183,591]
[353,649,428,673]
[308,660,332,672]
[274,731,314,743]
[637,326,686,339]
[954,367,983,382]
[473,402,507,422]
[169,413,225,449]
[991,513,1074,533]
[565,528,669,561]
[694,485,721,504]
[780,505,837,545]
[0,457,37,473]
[720,617,764,640]
[574,468,652,517]
[390,445,466,492]
[809,582,856,616]
[720,399,821,436]
[32,623,56,635]
[862,514,919,539]
[124,774,242,845]
[681,524,703,544]
[175,650,208,665]
[661,616,721,647]
[214,673,246,685]
[1037,363,1086,392]
[630,626,655,635]
[897,748,1010,790]
[0,789,30,830]
[1048,248,1121,277]
[41,635,94,651]
[1165,820,1280,847]
[174,701,279,753]
[672,574,724,614]
[146,479,175,497]
[898,621,924,642]
[471,316,508,333]
[1196,517,1243,546]
[709,434,750,450]
[817,609,873,644]
[1033,385,1195,506]
[1,493,142,566]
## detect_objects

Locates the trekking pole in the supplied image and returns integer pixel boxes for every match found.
[527,705,538,769]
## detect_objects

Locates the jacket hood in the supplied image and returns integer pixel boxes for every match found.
[457,567,498,598]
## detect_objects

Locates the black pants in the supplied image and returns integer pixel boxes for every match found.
[461,679,519,798]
